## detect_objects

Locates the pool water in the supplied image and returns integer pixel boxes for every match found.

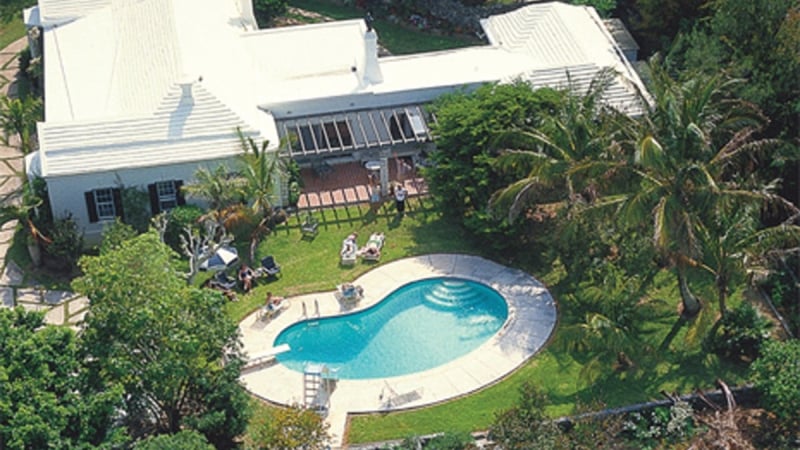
[274,278,508,379]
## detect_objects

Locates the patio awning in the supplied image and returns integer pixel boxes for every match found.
[276,104,434,158]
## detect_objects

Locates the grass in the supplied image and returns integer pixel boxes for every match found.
[224,196,476,321]
[222,199,748,444]
[0,17,25,56]
[286,0,481,55]
[346,275,748,443]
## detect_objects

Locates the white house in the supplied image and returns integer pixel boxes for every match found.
[24,0,647,244]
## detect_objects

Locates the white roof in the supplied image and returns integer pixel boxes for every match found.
[256,2,646,117]
[37,0,111,26]
[38,81,262,176]
[39,0,273,177]
[36,1,647,178]
[481,2,648,113]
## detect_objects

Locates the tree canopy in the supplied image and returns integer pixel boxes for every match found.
[0,308,125,449]
[72,232,250,447]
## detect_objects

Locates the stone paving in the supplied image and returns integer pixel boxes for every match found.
[0,37,89,327]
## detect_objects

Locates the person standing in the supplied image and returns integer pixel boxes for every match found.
[394,184,407,214]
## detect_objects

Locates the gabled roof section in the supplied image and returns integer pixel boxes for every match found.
[43,0,183,121]
[517,63,645,116]
[481,3,586,66]
[37,81,261,177]
[481,2,650,114]
[38,0,111,26]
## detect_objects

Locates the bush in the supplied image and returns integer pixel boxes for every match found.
[393,432,477,449]
[121,186,152,233]
[622,401,695,449]
[163,205,204,251]
[43,214,84,272]
[100,219,137,255]
[253,0,288,27]
[706,302,772,362]
[751,339,800,430]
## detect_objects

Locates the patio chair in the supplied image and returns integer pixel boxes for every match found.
[256,256,281,279]
[301,213,319,239]
[258,298,289,321]
[358,232,385,261]
[336,283,363,303]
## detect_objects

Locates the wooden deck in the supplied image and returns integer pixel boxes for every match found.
[296,160,427,210]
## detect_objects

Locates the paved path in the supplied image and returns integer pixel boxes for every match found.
[239,254,557,448]
[0,36,89,326]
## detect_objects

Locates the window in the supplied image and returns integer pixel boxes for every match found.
[95,189,116,219]
[156,181,178,211]
[148,180,185,215]
[84,188,123,223]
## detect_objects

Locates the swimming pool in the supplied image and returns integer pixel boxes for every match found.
[273,277,509,379]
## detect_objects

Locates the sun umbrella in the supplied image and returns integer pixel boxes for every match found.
[199,246,239,271]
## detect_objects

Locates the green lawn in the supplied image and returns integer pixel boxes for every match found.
[224,196,476,321]
[225,199,748,444]
[0,17,25,55]
[287,0,481,55]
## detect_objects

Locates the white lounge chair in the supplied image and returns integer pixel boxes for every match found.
[258,298,288,321]
[340,235,358,266]
[358,232,385,261]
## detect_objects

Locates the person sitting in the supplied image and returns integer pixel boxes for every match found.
[340,232,359,262]
[238,264,255,292]
[340,283,363,300]
[265,291,285,310]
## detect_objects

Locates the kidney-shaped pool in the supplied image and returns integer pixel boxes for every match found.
[274,277,508,379]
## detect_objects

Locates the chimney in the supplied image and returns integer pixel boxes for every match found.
[364,28,383,84]
[178,75,198,104]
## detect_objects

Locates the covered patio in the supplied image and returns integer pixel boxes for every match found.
[276,103,435,210]
[295,159,428,210]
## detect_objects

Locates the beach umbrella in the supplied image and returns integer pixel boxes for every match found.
[199,246,239,271]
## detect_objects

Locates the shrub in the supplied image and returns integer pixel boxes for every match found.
[121,186,151,233]
[622,401,695,449]
[100,218,137,255]
[163,205,204,251]
[253,0,288,27]
[706,302,772,362]
[751,339,800,430]
[43,214,84,272]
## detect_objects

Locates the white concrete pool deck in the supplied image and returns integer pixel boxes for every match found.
[238,254,557,448]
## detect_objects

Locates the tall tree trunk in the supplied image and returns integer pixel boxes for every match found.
[678,268,702,317]
[717,274,729,318]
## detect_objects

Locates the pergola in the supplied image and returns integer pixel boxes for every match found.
[276,104,434,158]
[275,104,436,196]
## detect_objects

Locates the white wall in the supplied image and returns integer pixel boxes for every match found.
[46,158,236,245]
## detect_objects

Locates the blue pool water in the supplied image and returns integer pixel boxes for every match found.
[274,278,508,379]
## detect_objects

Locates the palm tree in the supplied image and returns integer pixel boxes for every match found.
[236,128,288,261]
[614,59,789,317]
[182,164,248,230]
[489,69,632,222]
[557,263,664,383]
[0,95,42,154]
[698,204,800,317]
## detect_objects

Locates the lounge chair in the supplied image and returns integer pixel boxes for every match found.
[258,298,289,321]
[358,232,385,261]
[340,235,358,266]
[255,255,281,279]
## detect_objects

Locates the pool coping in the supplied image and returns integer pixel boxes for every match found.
[237,253,558,446]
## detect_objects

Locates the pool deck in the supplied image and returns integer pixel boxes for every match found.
[238,254,558,448]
